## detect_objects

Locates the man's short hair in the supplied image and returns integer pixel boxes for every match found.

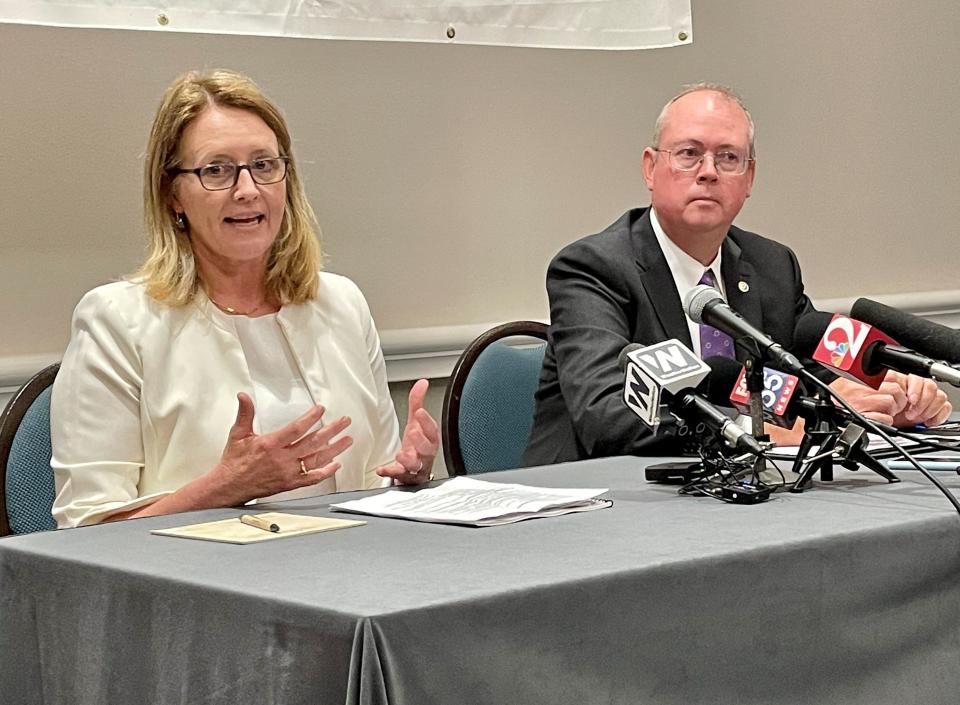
[651,82,756,159]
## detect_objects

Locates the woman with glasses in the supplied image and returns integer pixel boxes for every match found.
[50,70,438,527]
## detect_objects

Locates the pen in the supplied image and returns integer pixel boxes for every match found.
[239,514,280,533]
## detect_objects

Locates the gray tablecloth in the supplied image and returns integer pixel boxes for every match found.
[2,456,960,705]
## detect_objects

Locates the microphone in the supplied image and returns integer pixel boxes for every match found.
[722,355,902,437]
[801,313,960,388]
[620,339,764,455]
[851,298,960,365]
[790,310,836,357]
[617,342,644,371]
[699,356,751,408]
[619,341,707,427]
[727,362,802,428]
[798,312,894,388]
[683,285,804,374]
[868,347,960,387]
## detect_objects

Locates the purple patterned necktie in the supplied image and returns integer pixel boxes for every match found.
[697,269,736,359]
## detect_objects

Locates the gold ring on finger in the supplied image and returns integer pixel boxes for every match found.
[299,459,309,475]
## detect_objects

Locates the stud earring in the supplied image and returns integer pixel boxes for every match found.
[175,212,187,230]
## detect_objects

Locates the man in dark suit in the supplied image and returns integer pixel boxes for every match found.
[524,83,950,466]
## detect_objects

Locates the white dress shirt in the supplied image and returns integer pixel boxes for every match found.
[650,207,727,358]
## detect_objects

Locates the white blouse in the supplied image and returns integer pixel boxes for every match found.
[232,312,319,433]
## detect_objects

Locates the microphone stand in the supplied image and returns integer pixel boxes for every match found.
[789,387,901,492]
[734,339,769,482]
[743,354,769,481]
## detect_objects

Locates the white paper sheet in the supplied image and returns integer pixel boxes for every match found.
[331,476,611,526]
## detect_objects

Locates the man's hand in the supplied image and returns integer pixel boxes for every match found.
[829,375,906,426]
[830,371,952,427]
[887,371,952,427]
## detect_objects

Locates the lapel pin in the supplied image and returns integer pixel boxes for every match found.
[738,281,749,293]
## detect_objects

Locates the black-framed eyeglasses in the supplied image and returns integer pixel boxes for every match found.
[168,157,290,191]
[654,147,753,175]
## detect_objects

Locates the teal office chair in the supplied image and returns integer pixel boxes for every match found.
[442,321,548,475]
[0,363,59,536]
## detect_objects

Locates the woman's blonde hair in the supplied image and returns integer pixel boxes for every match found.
[137,69,322,305]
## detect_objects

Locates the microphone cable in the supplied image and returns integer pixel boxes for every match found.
[677,445,783,504]
[796,369,960,517]
[876,428,960,454]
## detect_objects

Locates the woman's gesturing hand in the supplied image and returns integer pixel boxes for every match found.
[377,379,439,486]
[213,392,352,504]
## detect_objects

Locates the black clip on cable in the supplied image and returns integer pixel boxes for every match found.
[741,352,770,479]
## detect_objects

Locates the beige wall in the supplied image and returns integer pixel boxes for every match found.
[2,0,960,362]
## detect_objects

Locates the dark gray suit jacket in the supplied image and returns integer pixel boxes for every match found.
[523,207,819,466]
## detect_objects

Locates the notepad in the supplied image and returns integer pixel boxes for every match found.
[151,512,365,544]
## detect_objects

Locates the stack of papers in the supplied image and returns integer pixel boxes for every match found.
[331,476,612,527]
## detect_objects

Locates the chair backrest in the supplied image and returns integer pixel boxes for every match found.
[442,321,548,476]
[0,363,60,536]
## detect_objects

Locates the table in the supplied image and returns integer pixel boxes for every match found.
[2,456,960,705]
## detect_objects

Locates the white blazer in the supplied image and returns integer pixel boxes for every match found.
[51,272,398,528]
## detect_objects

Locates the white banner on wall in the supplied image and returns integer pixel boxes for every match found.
[0,0,692,50]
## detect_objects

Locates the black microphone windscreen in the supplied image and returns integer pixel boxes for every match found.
[700,356,745,406]
[617,342,644,370]
[792,311,836,359]
[850,298,960,364]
